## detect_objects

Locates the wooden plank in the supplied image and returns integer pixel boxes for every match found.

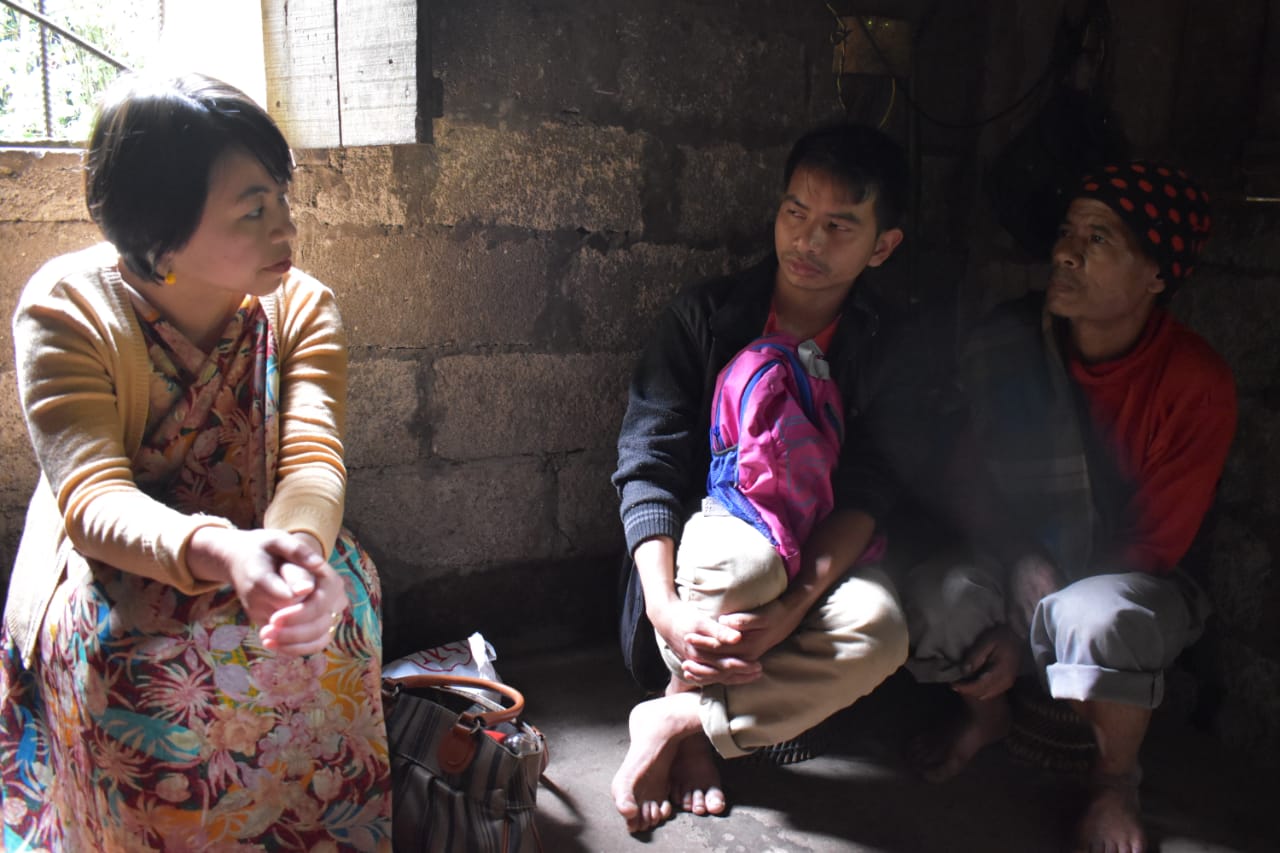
[262,0,340,148]
[335,0,417,145]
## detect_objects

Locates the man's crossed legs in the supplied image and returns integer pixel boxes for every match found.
[905,553,1209,852]
[612,511,908,832]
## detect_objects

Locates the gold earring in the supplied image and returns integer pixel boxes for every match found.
[162,271,176,286]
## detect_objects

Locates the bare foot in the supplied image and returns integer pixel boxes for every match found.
[909,694,1011,782]
[1074,773,1145,853]
[610,693,703,833]
[669,734,725,816]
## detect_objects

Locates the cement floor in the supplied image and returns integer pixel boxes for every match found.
[499,645,1280,853]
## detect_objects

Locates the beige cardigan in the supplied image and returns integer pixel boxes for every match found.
[6,243,350,666]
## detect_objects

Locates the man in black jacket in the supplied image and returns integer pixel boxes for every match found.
[611,124,938,833]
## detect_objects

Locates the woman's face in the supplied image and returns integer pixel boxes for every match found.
[164,147,297,295]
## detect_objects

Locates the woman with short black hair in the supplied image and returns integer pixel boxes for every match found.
[0,72,392,850]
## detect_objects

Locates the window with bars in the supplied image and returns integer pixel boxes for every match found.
[1,0,434,149]
[0,0,156,145]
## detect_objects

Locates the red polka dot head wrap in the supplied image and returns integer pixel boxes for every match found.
[1074,161,1212,282]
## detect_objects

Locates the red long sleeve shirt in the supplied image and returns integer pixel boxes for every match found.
[1068,308,1237,575]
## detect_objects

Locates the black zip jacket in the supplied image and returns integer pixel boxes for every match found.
[613,254,943,556]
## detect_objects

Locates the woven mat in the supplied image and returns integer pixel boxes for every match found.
[1004,680,1097,773]
[733,721,831,767]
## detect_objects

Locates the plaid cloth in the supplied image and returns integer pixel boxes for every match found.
[961,293,1098,580]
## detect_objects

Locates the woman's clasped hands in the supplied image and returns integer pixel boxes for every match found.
[188,526,347,656]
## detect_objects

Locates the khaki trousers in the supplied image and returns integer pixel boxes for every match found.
[661,509,908,758]
[904,551,1210,708]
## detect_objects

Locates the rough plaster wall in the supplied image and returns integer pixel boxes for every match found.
[0,150,99,574]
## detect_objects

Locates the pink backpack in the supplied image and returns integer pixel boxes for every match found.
[707,334,845,579]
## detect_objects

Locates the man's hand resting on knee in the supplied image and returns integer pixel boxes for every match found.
[681,597,805,685]
[653,599,764,686]
[952,624,1022,701]
[636,536,765,686]
[682,508,879,686]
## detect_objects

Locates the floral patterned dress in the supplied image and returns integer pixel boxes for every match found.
[1,293,392,851]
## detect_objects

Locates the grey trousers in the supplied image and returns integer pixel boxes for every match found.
[663,509,909,758]
[904,551,1211,709]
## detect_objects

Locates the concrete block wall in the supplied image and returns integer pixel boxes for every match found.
[1173,207,1280,766]
[1109,1,1280,769]
[284,134,673,659]
[0,149,100,569]
[323,0,984,660]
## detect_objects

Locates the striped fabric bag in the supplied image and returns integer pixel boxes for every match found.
[384,674,547,852]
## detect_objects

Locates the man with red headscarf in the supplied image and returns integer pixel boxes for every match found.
[905,162,1236,853]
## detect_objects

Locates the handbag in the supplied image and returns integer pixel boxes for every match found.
[383,673,547,853]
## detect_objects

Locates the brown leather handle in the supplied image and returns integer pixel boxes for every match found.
[387,673,525,728]
[386,674,530,775]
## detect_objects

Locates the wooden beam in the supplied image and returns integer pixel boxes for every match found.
[336,0,417,145]
[263,0,340,148]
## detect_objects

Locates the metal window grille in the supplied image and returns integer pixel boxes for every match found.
[0,0,153,145]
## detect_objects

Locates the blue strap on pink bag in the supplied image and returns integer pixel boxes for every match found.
[707,333,847,579]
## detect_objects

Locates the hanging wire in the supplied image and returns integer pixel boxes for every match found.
[850,12,1074,130]
[826,3,896,129]
[826,3,1093,131]
[877,78,896,129]
[827,3,849,113]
